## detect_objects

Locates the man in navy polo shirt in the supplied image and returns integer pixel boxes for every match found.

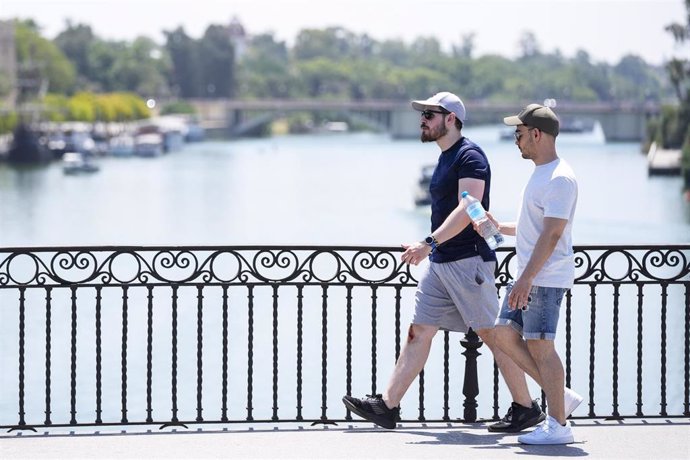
[343,92,544,433]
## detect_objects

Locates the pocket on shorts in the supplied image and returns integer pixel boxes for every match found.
[465,257,484,286]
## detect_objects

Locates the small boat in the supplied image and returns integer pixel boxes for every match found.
[647,142,682,176]
[62,152,100,174]
[134,133,164,157]
[108,134,136,157]
[414,164,436,206]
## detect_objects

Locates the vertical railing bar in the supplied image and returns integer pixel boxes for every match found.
[171,285,180,423]
[684,282,690,417]
[70,286,78,425]
[120,286,128,423]
[272,285,279,421]
[565,289,573,388]
[636,283,644,417]
[418,369,425,422]
[493,362,500,420]
[44,287,53,426]
[221,285,229,422]
[246,285,254,421]
[320,284,329,421]
[196,286,204,422]
[94,286,102,425]
[369,285,378,396]
[494,286,503,420]
[344,285,353,420]
[17,287,27,428]
[443,331,450,421]
[146,286,154,423]
[587,283,597,417]
[296,285,304,421]
[394,286,402,361]
[611,283,620,419]
[660,282,668,417]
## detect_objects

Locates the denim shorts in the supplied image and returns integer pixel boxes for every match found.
[494,283,567,340]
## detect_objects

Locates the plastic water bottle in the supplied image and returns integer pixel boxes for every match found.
[461,191,504,250]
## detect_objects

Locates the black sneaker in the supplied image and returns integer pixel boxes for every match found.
[487,400,545,433]
[342,394,400,429]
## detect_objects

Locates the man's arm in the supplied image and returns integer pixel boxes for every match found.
[432,177,485,243]
[507,217,568,309]
[485,212,516,236]
[400,177,485,266]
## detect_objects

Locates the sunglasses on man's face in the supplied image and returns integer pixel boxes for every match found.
[421,110,448,120]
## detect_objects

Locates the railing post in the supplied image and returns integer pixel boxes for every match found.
[460,328,483,422]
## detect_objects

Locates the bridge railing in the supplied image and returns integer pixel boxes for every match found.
[0,245,688,431]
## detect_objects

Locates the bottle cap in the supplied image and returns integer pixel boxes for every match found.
[461,191,469,198]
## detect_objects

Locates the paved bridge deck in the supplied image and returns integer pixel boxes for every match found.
[2,418,688,459]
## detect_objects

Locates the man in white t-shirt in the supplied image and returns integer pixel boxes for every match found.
[485,104,582,445]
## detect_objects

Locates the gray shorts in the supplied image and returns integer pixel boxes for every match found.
[412,256,499,333]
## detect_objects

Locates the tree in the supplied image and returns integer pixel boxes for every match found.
[518,31,541,58]
[54,21,95,80]
[14,20,76,98]
[164,27,202,97]
[198,25,235,97]
[663,0,690,185]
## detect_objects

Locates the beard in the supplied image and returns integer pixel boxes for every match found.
[420,122,448,143]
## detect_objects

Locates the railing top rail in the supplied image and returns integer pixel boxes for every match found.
[0,245,688,287]
[1,244,688,252]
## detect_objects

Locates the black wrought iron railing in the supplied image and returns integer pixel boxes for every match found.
[0,245,688,432]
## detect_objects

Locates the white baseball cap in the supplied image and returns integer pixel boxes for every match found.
[411,92,466,121]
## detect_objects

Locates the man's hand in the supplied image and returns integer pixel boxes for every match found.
[508,276,533,310]
[401,241,432,266]
[471,211,500,236]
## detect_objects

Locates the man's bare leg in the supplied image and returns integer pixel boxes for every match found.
[382,323,438,408]
[477,327,532,408]
[527,340,566,424]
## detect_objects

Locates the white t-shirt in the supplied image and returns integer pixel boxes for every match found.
[516,158,578,288]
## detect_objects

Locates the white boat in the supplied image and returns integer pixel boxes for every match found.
[108,134,135,157]
[62,152,100,175]
[647,141,682,176]
[134,133,164,157]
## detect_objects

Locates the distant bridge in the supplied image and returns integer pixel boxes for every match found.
[188,98,661,141]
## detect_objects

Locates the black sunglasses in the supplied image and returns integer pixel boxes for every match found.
[421,110,448,120]
[514,127,537,141]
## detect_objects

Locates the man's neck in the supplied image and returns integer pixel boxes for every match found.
[533,150,558,166]
[436,130,463,151]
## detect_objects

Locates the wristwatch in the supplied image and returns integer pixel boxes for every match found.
[424,235,439,253]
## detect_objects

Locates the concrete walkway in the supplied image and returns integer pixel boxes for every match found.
[1,418,688,459]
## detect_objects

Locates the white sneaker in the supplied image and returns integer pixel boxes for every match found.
[518,415,574,445]
[564,388,583,417]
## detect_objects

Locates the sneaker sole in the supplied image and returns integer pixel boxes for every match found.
[518,434,574,445]
[342,396,398,429]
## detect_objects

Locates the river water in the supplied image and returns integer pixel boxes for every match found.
[1,125,689,247]
[0,126,688,427]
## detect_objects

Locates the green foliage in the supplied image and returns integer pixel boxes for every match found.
[40,92,151,122]
[164,24,235,98]
[0,111,18,135]
[6,17,676,108]
[14,20,76,96]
